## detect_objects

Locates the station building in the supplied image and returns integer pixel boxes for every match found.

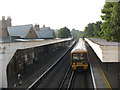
[0,16,72,88]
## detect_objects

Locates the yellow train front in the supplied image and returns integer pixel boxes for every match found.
[71,38,89,70]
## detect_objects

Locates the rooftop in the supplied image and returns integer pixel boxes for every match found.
[89,38,119,46]
[7,24,33,38]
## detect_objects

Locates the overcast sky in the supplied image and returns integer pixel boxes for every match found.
[0,0,105,31]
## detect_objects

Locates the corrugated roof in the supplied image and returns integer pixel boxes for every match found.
[35,27,55,39]
[7,24,32,38]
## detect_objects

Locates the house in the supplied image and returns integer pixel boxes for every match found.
[34,25,56,39]
[7,24,39,40]
[0,16,56,42]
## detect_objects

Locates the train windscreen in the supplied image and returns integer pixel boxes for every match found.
[72,53,79,60]
[72,53,87,61]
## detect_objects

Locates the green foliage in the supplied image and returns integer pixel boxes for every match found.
[54,29,59,38]
[57,2,120,42]
[58,27,71,38]
[101,2,120,41]
[83,22,102,38]
[83,23,94,37]
[71,28,83,39]
[101,2,113,21]
[93,21,102,37]
[79,31,84,38]
[83,2,120,42]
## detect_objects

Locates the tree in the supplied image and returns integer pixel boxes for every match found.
[83,23,94,37]
[101,2,120,41]
[71,29,78,39]
[109,2,120,41]
[101,2,114,41]
[93,21,102,37]
[71,28,83,39]
[54,29,59,38]
[82,21,102,38]
[101,2,113,21]
[79,31,84,38]
[58,27,71,38]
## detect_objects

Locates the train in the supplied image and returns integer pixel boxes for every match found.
[71,38,89,70]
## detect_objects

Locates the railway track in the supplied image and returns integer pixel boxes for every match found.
[58,65,74,89]
[59,67,93,89]
[26,41,76,89]
[71,71,88,88]
[26,40,93,89]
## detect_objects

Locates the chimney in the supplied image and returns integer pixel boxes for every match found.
[34,24,40,31]
[7,16,12,26]
[2,16,5,20]
[43,25,45,28]
[1,16,9,38]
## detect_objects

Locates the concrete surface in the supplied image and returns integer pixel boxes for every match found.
[85,38,120,62]
[86,40,120,89]
[86,42,111,88]
[0,38,71,88]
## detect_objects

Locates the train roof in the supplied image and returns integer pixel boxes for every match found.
[71,38,87,53]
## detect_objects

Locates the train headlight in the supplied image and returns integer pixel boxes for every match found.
[73,63,76,65]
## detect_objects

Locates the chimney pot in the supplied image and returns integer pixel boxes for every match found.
[43,25,45,28]
[7,16,11,21]
[2,16,5,20]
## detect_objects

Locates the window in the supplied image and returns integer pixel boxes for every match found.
[72,53,79,60]
[72,53,87,61]
[80,53,87,60]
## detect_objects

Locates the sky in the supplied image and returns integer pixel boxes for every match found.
[0,0,105,31]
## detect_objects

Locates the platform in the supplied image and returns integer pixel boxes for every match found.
[85,38,120,62]
[89,54,111,88]
[0,38,72,88]
[86,42,112,89]
[85,38,120,89]
[11,40,75,88]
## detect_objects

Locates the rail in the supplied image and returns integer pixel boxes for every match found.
[26,41,76,89]
[67,70,74,89]
[58,65,71,89]
[89,62,97,90]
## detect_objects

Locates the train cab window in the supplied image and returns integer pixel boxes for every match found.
[72,53,79,60]
[81,53,87,57]
[80,53,87,60]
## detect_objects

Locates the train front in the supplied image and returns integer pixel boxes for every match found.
[71,51,89,70]
[71,38,89,70]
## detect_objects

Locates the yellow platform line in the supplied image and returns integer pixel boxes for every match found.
[97,62,112,89]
